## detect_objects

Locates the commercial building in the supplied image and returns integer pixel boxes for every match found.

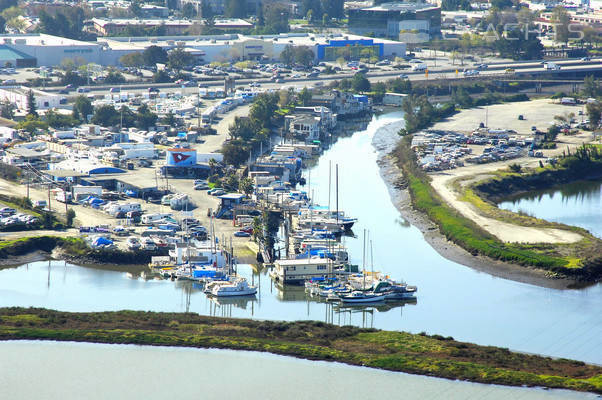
[0,34,107,67]
[88,18,195,36]
[348,2,441,41]
[100,33,405,64]
[0,86,61,111]
[0,32,405,67]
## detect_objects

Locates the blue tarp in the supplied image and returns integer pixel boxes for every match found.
[92,237,113,246]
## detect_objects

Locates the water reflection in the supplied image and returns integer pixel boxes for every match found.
[499,179,602,238]
[1,112,601,364]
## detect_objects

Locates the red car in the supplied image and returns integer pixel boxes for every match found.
[240,226,253,234]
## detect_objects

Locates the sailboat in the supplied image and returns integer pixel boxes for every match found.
[339,229,385,304]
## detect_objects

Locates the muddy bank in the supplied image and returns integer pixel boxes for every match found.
[371,120,579,290]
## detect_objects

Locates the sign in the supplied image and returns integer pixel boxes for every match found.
[172,152,191,163]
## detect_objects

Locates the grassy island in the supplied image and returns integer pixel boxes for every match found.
[0,308,601,394]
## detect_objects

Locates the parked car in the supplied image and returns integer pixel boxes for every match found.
[234,230,251,237]
[207,188,223,195]
[195,183,210,190]
[210,189,225,196]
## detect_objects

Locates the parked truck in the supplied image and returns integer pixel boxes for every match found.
[54,190,72,204]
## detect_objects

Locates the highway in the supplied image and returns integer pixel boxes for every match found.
[42,57,602,99]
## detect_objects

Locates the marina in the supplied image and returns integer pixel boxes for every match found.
[2,112,601,365]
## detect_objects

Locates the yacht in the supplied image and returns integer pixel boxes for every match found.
[339,291,386,304]
[210,278,257,297]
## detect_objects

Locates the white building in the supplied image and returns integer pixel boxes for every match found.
[289,115,321,140]
[0,86,60,111]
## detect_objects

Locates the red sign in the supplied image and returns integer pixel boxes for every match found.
[172,152,191,163]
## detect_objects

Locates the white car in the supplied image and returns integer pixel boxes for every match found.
[463,70,480,76]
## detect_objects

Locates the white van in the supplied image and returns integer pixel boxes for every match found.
[141,213,173,225]
[411,63,427,72]
[33,200,47,208]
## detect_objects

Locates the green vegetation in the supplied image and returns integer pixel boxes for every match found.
[0,236,153,264]
[0,308,600,394]
[393,137,602,279]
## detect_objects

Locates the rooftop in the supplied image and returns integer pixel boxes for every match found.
[359,2,440,12]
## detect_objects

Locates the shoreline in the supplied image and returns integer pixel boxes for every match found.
[371,118,580,290]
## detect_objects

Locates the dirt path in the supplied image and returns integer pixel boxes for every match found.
[430,168,582,243]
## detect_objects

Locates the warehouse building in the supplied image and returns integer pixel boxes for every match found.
[0,86,61,111]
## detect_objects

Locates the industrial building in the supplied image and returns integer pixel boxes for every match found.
[99,33,406,64]
[347,2,441,41]
[0,86,61,111]
[0,32,405,67]
[0,34,113,67]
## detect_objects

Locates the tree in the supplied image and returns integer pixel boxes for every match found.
[104,70,126,84]
[551,6,570,44]
[582,75,599,98]
[229,116,258,141]
[294,46,315,67]
[321,0,344,19]
[152,69,172,83]
[60,70,86,86]
[586,102,602,130]
[120,52,144,68]
[0,0,17,12]
[200,1,213,18]
[182,3,197,18]
[167,46,194,71]
[142,45,168,66]
[26,90,37,117]
[0,99,14,119]
[45,109,79,128]
[66,208,76,227]
[495,26,543,60]
[73,95,93,122]
[239,177,254,195]
[162,111,176,126]
[222,142,249,166]
[129,0,143,17]
[260,3,289,34]
[135,104,158,130]
[91,104,120,127]
[351,73,370,92]
[250,92,278,129]
[225,0,246,18]
[16,114,48,134]
[298,87,312,106]
[490,0,513,9]
[280,45,295,66]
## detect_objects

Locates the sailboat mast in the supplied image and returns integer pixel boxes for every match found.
[370,239,374,279]
[362,228,366,289]
[335,164,339,225]
[328,160,331,212]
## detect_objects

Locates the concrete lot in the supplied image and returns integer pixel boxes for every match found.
[431,99,587,135]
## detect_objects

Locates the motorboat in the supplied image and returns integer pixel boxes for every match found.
[210,278,257,297]
[339,291,386,304]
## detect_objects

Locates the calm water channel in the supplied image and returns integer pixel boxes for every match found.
[0,113,601,365]
[1,341,596,400]
[499,180,602,238]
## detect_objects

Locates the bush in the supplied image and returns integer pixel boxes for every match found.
[66,209,76,227]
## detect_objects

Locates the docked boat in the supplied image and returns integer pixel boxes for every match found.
[270,257,350,285]
[210,278,257,297]
[339,291,386,304]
